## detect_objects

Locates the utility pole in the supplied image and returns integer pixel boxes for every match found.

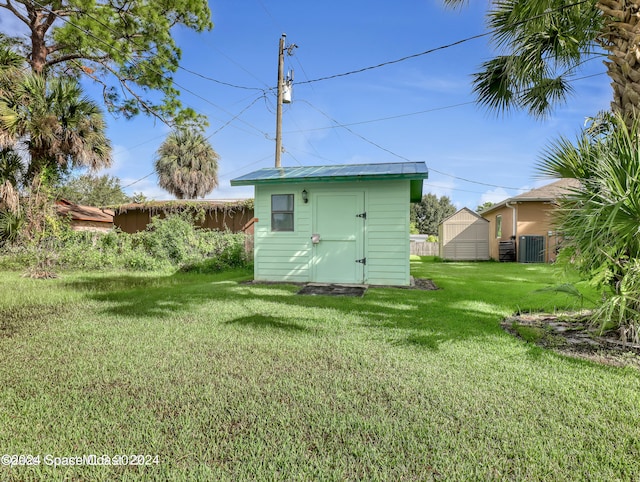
[275,33,286,168]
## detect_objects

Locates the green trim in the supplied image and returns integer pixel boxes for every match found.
[410,180,423,203]
[230,162,428,186]
[232,174,426,186]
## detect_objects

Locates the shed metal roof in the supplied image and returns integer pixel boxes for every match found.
[230,162,428,186]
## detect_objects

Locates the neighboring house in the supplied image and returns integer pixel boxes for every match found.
[112,200,254,235]
[55,199,114,233]
[231,162,429,286]
[438,208,489,261]
[480,178,579,263]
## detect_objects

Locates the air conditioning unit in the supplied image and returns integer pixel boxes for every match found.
[518,235,545,263]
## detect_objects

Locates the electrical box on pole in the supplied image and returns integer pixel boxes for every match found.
[283,71,293,104]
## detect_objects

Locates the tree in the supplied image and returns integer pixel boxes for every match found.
[442,1,640,341]
[0,72,112,182]
[154,128,219,199]
[0,0,212,126]
[130,192,149,204]
[443,1,640,122]
[411,193,456,236]
[538,113,640,342]
[0,148,24,213]
[57,173,130,206]
[476,201,494,213]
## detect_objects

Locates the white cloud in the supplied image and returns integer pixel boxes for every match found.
[423,180,455,199]
[479,187,510,206]
[99,144,131,176]
[121,177,166,201]
[213,184,254,200]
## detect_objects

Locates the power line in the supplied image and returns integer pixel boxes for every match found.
[219,153,274,178]
[26,0,600,195]
[40,0,267,93]
[29,0,271,138]
[298,99,523,191]
[209,45,272,90]
[294,0,591,87]
[423,182,517,195]
[282,67,605,136]
[177,65,266,92]
[120,93,266,189]
[285,101,476,133]
[122,171,155,189]
[296,32,491,86]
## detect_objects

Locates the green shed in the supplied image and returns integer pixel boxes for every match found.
[230,162,428,286]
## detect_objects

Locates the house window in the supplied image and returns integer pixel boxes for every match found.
[271,194,294,231]
[495,214,502,238]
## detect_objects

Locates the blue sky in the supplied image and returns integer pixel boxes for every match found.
[2,1,611,209]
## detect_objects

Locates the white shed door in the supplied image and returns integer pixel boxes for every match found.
[311,192,365,284]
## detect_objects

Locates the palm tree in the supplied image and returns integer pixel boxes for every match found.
[154,129,220,199]
[443,0,640,121]
[0,73,112,182]
[538,113,640,342]
[0,148,24,213]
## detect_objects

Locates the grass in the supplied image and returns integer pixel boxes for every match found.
[1,258,639,480]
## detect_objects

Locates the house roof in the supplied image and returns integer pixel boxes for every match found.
[480,178,580,215]
[55,199,114,224]
[230,162,428,202]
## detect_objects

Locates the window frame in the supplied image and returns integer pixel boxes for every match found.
[271,194,294,232]
[495,214,502,238]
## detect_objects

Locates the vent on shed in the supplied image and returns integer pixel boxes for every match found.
[518,235,545,263]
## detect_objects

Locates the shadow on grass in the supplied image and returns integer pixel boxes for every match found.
[225,314,312,333]
[59,271,500,351]
[395,333,454,351]
[58,261,572,352]
[61,268,262,319]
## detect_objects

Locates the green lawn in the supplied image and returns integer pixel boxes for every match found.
[1,259,639,480]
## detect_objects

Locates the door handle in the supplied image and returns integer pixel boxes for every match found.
[311,234,321,244]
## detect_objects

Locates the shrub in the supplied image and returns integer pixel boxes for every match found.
[538,112,640,342]
[0,209,25,244]
[0,212,251,273]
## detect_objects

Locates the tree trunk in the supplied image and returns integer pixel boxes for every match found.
[26,4,48,74]
[597,0,640,122]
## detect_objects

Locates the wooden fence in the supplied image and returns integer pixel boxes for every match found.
[410,241,439,256]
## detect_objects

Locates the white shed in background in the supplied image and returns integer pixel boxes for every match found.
[438,208,489,261]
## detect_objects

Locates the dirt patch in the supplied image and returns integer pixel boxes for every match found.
[297,284,367,297]
[502,312,640,370]
[413,278,439,290]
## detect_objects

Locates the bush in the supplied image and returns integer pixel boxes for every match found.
[0,213,251,273]
[0,209,25,245]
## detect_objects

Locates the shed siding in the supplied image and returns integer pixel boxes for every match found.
[254,184,312,282]
[254,180,411,285]
[365,181,410,285]
[439,208,489,261]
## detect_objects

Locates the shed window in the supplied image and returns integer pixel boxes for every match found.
[495,214,502,238]
[271,194,294,231]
